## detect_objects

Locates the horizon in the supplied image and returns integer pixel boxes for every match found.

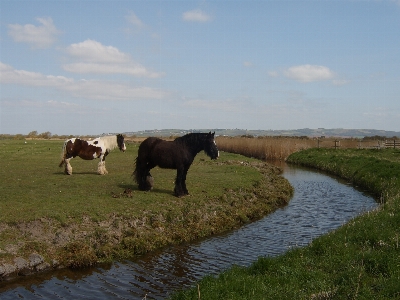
[2,127,399,138]
[1,1,400,135]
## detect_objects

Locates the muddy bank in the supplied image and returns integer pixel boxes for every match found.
[0,162,293,281]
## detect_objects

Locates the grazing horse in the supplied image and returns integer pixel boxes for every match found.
[59,134,126,175]
[133,132,219,197]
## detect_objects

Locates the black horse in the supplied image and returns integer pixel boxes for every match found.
[133,132,219,197]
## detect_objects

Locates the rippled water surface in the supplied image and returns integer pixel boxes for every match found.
[0,163,378,299]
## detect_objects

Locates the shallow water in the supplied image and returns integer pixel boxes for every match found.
[0,163,378,299]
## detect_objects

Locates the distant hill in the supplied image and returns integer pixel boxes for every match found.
[124,128,400,138]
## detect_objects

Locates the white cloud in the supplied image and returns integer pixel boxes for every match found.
[284,64,335,83]
[182,9,212,22]
[0,61,168,100]
[0,62,73,86]
[63,62,160,77]
[126,11,144,28]
[7,17,60,49]
[63,39,164,78]
[67,81,166,101]
[66,39,129,63]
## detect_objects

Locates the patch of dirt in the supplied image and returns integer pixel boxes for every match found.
[111,188,133,198]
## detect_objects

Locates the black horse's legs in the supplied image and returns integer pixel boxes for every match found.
[174,166,190,197]
[139,172,147,190]
[144,162,156,191]
[174,168,185,197]
[145,170,154,190]
[135,159,152,191]
[182,166,189,195]
[140,168,154,191]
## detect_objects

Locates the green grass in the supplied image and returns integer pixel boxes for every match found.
[170,148,400,299]
[0,140,262,222]
[0,139,292,269]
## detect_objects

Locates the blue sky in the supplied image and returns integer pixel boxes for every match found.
[1,0,399,135]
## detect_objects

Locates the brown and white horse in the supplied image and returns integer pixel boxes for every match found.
[59,134,126,175]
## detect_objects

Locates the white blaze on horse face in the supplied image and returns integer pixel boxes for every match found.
[122,143,126,152]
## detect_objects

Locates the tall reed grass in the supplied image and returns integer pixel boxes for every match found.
[215,136,311,161]
[216,136,392,161]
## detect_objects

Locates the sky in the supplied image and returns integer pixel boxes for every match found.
[1,0,400,135]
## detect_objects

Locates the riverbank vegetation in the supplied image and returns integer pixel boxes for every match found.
[0,139,292,280]
[171,148,400,299]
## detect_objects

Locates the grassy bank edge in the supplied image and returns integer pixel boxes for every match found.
[170,149,400,299]
[0,161,293,282]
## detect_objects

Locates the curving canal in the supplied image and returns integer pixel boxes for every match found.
[0,163,378,299]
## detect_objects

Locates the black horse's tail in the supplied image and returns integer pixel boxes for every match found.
[132,156,142,185]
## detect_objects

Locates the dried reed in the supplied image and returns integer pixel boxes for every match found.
[216,136,391,161]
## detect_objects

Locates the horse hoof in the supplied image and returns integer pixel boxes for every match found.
[174,191,185,197]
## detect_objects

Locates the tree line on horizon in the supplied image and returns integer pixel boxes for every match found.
[0,131,96,140]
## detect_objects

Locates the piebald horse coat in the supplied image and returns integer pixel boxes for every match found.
[59,134,126,175]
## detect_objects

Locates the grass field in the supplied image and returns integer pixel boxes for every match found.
[0,139,261,222]
[171,148,400,299]
[0,139,292,274]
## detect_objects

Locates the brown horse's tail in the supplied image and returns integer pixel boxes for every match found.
[59,140,67,167]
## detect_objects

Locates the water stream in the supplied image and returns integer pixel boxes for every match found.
[0,163,378,299]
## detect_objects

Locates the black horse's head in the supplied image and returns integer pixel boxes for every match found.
[117,134,126,152]
[204,131,219,160]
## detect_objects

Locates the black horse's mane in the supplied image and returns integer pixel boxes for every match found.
[174,133,211,153]
[174,132,208,143]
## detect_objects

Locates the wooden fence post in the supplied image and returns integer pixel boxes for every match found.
[334,140,340,149]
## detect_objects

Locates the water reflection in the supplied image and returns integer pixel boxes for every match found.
[0,163,378,299]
